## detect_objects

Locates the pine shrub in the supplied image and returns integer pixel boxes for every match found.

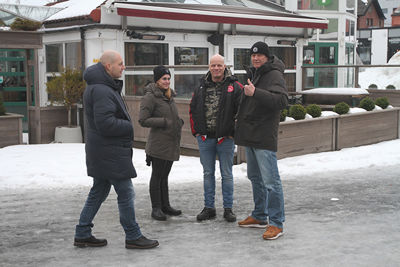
[375,97,389,109]
[359,97,375,111]
[368,84,378,89]
[333,102,350,115]
[10,18,41,31]
[289,104,306,120]
[386,84,396,90]
[0,93,6,116]
[306,104,322,118]
[280,109,288,122]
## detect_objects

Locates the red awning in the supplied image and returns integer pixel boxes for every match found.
[113,2,328,29]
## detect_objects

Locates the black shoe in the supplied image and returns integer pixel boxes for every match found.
[126,236,159,249]
[223,208,237,222]
[196,207,216,221]
[151,208,167,221]
[162,206,182,216]
[74,235,107,248]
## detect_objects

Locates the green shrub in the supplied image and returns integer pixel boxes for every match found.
[368,84,378,89]
[46,67,85,126]
[375,97,389,109]
[333,102,350,115]
[306,104,322,118]
[386,84,396,90]
[359,97,375,111]
[280,109,288,122]
[0,93,6,116]
[10,18,41,31]
[289,104,306,120]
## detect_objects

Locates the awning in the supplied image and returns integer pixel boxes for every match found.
[113,2,328,30]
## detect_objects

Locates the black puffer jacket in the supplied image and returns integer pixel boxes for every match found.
[189,70,242,138]
[139,83,183,161]
[83,62,137,180]
[234,56,288,151]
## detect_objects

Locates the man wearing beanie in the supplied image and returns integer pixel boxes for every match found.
[235,41,288,240]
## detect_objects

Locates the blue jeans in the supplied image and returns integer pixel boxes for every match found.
[197,136,234,209]
[245,147,285,229]
[75,178,142,240]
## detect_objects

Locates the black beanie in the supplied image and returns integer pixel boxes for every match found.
[250,41,271,58]
[153,65,171,82]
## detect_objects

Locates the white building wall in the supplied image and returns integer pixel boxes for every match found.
[371,29,388,64]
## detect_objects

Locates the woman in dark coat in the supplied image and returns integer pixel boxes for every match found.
[139,65,184,221]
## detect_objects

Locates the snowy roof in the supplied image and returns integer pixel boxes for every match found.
[44,0,104,21]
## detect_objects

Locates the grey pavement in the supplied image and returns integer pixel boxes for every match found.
[1,165,399,267]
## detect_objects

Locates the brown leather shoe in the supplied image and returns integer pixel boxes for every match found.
[238,216,268,228]
[263,225,283,240]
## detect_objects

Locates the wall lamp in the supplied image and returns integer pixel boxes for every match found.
[126,30,165,40]
[277,40,296,46]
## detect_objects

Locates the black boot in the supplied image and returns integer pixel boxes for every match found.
[151,208,167,221]
[196,207,216,221]
[126,236,159,249]
[74,235,107,248]
[162,206,182,216]
[223,208,237,222]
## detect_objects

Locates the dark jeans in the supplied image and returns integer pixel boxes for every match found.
[149,156,173,209]
[75,177,142,240]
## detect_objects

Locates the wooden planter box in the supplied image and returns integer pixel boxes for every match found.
[28,106,81,144]
[0,113,24,148]
[236,108,400,163]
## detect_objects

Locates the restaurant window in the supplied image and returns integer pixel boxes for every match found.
[125,75,153,96]
[125,42,168,66]
[174,74,203,98]
[174,47,208,65]
[65,42,82,69]
[45,44,63,72]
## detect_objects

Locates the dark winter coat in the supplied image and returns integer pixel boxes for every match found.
[139,83,183,161]
[83,62,137,180]
[189,70,242,138]
[234,56,288,151]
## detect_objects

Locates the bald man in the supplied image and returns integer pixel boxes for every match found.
[190,54,242,222]
[74,50,159,249]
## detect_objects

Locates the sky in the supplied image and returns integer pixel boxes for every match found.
[1,138,399,190]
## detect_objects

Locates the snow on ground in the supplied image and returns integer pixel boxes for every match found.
[1,139,400,189]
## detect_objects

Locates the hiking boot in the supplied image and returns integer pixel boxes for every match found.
[223,208,236,222]
[238,216,268,228]
[126,236,159,249]
[162,206,182,216]
[263,225,283,240]
[196,207,216,221]
[74,235,107,248]
[151,208,167,221]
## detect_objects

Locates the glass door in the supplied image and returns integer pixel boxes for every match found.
[0,49,34,131]
[303,42,338,88]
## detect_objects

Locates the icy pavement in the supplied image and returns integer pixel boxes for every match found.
[1,166,399,267]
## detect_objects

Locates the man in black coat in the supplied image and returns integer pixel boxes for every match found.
[74,50,158,249]
[235,42,288,240]
[190,54,242,222]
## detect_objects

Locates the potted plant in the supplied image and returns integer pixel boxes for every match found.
[46,67,85,143]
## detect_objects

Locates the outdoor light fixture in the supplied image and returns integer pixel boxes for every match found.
[277,40,297,46]
[126,30,165,40]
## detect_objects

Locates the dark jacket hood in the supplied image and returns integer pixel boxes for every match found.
[246,56,285,82]
[83,62,123,93]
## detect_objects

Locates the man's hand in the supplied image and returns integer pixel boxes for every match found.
[244,79,255,96]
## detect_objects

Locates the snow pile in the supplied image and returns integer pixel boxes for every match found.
[359,51,400,89]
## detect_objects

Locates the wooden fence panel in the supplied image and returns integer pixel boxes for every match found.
[336,109,399,150]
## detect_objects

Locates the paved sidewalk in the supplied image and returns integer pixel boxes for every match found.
[1,166,399,267]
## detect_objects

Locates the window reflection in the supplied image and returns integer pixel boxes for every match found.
[174,74,203,98]
[125,43,168,66]
[46,44,63,72]
[174,47,208,65]
[125,75,153,96]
